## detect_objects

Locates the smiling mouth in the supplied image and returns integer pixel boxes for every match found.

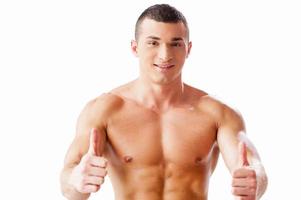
[153,64,175,69]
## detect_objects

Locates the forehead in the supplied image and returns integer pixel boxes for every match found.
[138,18,187,41]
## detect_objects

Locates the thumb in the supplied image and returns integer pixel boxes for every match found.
[238,141,249,167]
[88,128,101,156]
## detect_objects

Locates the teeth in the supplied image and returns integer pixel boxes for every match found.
[154,64,173,68]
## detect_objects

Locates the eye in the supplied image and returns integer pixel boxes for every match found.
[147,41,159,46]
[171,42,182,47]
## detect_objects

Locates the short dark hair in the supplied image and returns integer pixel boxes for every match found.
[135,4,189,41]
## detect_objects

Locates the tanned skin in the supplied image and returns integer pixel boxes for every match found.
[60,18,268,200]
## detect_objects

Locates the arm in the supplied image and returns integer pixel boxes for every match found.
[217,105,268,199]
[60,97,108,200]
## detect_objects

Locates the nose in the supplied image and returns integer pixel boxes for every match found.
[158,44,172,62]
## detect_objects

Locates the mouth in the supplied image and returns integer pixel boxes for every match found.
[153,64,175,70]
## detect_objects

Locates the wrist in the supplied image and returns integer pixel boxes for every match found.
[250,163,268,199]
[256,173,268,199]
[61,166,90,200]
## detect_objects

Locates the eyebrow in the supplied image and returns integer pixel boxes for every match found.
[146,36,184,41]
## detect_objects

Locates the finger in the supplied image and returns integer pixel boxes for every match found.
[82,184,100,193]
[232,178,256,188]
[232,186,256,196]
[239,141,249,166]
[88,166,107,177]
[84,176,105,186]
[88,128,100,156]
[233,168,255,178]
[232,178,248,187]
[90,156,107,168]
[235,197,249,200]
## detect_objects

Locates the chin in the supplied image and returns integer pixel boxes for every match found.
[150,76,177,85]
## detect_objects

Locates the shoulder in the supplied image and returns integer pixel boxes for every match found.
[203,96,244,130]
[77,93,125,126]
[204,96,242,124]
[93,92,124,109]
[83,80,136,115]
[186,84,243,125]
[184,84,222,114]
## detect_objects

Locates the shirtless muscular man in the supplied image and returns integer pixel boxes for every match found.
[60,4,268,200]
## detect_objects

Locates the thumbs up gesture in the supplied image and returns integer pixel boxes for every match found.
[69,128,108,194]
[231,142,257,199]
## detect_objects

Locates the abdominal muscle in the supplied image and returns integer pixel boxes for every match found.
[107,160,211,200]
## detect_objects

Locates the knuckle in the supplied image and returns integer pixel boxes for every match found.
[101,168,107,176]
[100,156,107,161]
[95,177,102,185]
[95,168,103,176]
[232,170,238,177]
[82,176,89,184]
[231,179,236,186]
[76,187,85,193]
[81,154,90,163]
[92,185,100,192]
[231,187,237,194]
[76,181,86,192]
[81,166,89,174]
[250,179,257,188]
[250,188,257,194]
[100,159,107,167]
[78,162,90,173]
[249,170,256,177]
[82,186,91,193]
[80,179,86,187]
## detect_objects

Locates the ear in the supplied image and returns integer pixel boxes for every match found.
[131,40,139,57]
[186,41,192,58]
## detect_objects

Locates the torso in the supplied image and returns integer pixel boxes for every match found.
[100,84,222,200]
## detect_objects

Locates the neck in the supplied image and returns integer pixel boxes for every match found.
[134,76,184,111]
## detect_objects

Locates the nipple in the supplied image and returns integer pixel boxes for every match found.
[195,157,203,165]
[123,156,133,163]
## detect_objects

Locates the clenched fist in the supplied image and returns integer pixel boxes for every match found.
[232,142,257,200]
[69,128,108,194]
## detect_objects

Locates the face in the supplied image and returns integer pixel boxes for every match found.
[131,18,192,85]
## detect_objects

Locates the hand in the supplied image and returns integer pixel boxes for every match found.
[231,142,257,200]
[69,128,108,194]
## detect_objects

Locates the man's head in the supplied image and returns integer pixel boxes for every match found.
[135,4,189,42]
[132,4,192,85]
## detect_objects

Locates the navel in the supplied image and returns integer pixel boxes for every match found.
[123,156,133,163]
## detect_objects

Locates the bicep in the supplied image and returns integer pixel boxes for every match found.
[217,127,244,173]
[63,99,107,168]
[217,106,259,172]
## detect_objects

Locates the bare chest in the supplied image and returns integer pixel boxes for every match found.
[104,102,218,168]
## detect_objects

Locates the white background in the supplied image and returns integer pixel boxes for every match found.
[0,0,300,199]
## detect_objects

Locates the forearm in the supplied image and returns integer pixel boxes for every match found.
[60,167,90,200]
